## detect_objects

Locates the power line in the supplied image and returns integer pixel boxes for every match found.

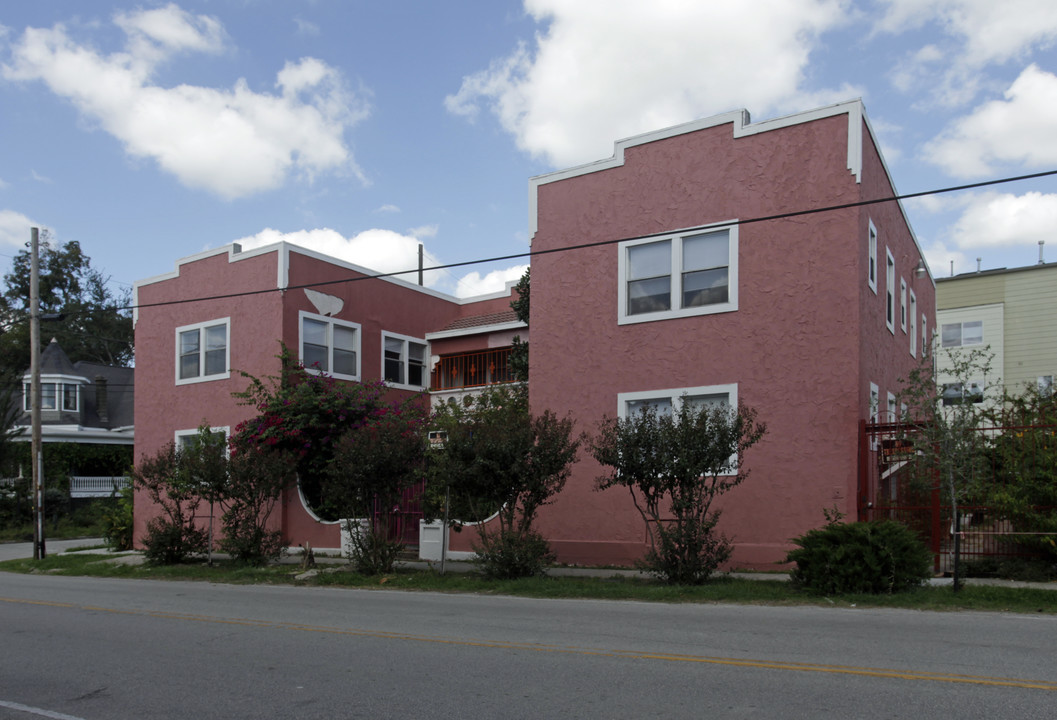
[14,168,1057,319]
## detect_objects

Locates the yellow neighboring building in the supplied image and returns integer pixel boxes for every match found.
[936,261,1057,401]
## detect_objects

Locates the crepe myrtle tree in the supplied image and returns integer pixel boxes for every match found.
[897,347,995,591]
[592,397,766,585]
[427,384,583,578]
[325,395,430,574]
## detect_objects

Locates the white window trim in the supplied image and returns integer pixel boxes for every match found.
[922,315,928,358]
[940,319,984,349]
[885,248,895,334]
[618,383,739,474]
[617,383,738,420]
[887,391,897,423]
[867,220,878,294]
[909,289,918,358]
[899,278,907,333]
[23,375,85,412]
[617,223,738,325]
[175,426,230,447]
[381,331,429,391]
[869,382,879,423]
[175,317,231,386]
[299,310,361,381]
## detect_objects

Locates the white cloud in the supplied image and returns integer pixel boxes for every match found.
[454,264,529,298]
[0,177,8,190]
[0,209,40,251]
[445,0,848,167]
[234,227,525,298]
[235,227,447,287]
[922,238,970,278]
[950,191,1057,251]
[2,8,369,199]
[375,204,400,214]
[407,224,438,239]
[878,0,1057,67]
[925,65,1057,176]
[294,18,321,37]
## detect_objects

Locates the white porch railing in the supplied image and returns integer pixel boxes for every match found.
[70,476,130,498]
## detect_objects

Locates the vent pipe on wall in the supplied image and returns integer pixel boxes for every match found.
[1040,240,1046,265]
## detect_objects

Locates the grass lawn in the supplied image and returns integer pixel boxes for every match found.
[2,552,1055,614]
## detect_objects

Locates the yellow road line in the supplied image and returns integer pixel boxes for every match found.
[4,595,1055,691]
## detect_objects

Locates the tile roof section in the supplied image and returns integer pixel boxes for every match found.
[439,309,521,332]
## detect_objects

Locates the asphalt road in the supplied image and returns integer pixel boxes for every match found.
[1,572,1055,719]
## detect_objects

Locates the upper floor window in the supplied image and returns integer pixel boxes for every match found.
[176,318,230,385]
[618,225,738,324]
[382,332,428,390]
[867,221,878,293]
[885,249,895,334]
[922,315,928,357]
[900,279,907,333]
[941,320,982,348]
[909,290,918,358]
[23,381,80,412]
[300,311,359,380]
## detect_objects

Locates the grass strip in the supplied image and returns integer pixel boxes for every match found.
[1,554,1054,614]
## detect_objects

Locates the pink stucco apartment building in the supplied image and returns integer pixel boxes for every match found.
[133,99,934,567]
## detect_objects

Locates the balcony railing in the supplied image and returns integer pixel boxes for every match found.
[431,347,514,391]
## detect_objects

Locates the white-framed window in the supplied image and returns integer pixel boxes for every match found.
[299,311,360,380]
[868,221,878,293]
[885,249,895,334]
[176,318,230,385]
[23,379,81,412]
[618,225,738,324]
[900,279,907,333]
[382,332,428,390]
[942,382,985,406]
[618,384,736,420]
[940,320,983,348]
[909,290,918,357]
[869,382,879,423]
[618,384,738,472]
[887,392,897,423]
[175,426,230,450]
[922,315,928,358]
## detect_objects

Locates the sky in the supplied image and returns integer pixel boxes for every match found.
[2,0,1057,302]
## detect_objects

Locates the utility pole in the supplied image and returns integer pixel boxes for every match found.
[30,227,46,560]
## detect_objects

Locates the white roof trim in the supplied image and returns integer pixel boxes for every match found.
[426,320,526,340]
[528,99,866,240]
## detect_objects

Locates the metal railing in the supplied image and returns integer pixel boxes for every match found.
[859,419,1057,571]
[431,347,514,391]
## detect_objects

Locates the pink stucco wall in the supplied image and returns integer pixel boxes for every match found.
[525,108,933,568]
[133,244,465,551]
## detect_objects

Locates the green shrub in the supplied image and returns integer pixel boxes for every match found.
[343,521,403,575]
[102,487,134,551]
[787,520,931,594]
[473,528,555,580]
[142,517,207,565]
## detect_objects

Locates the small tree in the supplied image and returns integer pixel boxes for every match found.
[132,443,207,565]
[427,384,582,578]
[898,347,996,590]
[326,397,430,574]
[234,349,392,521]
[592,398,766,585]
[983,384,1057,561]
[508,267,529,381]
[220,438,297,565]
